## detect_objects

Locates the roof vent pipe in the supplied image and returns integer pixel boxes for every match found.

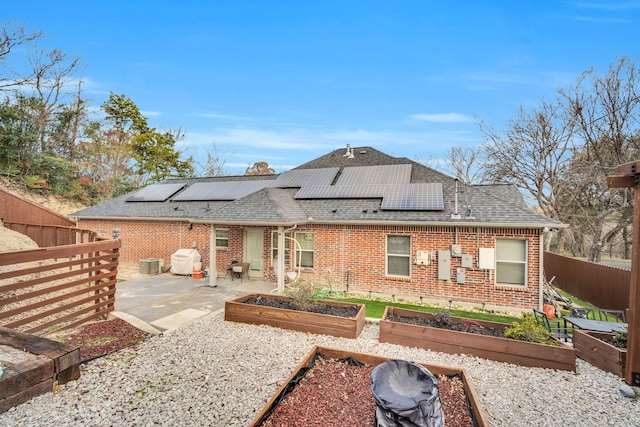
[343,144,354,159]
[451,179,461,219]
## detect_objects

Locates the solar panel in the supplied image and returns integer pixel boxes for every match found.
[126,183,186,202]
[381,183,444,210]
[336,164,412,185]
[173,180,274,201]
[295,184,387,199]
[275,168,340,187]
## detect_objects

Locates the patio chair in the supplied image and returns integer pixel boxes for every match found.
[569,306,597,319]
[533,308,573,343]
[598,309,626,323]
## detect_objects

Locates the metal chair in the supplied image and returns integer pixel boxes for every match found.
[569,306,596,319]
[533,308,573,343]
[598,309,626,323]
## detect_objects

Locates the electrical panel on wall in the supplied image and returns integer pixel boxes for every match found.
[438,250,451,280]
[415,250,430,265]
[461,254,473,268]
[478,248,495,270]
[456,267,466,284]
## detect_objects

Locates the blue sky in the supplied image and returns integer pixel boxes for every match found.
[5,1,640,175]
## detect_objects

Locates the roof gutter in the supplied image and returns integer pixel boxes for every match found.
[72,216,567,230]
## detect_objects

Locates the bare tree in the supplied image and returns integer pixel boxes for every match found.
[0,20,43,90]
[559,56,640,261]
[443,145,488,184]
[191,143,230,176]
[480,99,574,225]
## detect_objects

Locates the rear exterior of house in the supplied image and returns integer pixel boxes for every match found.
[72,146,563,311]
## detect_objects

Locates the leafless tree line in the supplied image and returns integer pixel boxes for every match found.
[439,57,640,262]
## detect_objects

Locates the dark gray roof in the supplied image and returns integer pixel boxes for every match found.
[71,146,564,228]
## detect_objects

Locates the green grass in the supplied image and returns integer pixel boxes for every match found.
[320,296,522,324]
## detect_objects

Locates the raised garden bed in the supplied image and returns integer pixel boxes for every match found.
[380,306,576,371]
[573,330,627,377]
[250,345,489,427]
[224,293,366,338]
[0,326,80,414]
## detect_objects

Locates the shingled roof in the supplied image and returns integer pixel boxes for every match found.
[71,146,563,229]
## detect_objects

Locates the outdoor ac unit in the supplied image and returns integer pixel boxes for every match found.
[139,258,160,275]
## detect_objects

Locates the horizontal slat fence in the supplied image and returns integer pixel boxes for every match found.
[0,239,120,335]
[544,252,630,311]
[3,222,97,247]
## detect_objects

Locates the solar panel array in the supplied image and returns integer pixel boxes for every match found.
[126,183,186,202]
[381,183,444,210]
[126,163,443,211]
[172,180,274,201]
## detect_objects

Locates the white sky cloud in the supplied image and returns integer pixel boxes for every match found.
[410,113,474,123]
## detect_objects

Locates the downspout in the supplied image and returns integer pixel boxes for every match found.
[538,230,545,309]
[209,225,217,287]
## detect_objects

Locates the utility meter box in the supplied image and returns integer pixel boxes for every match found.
[451,244,462,257]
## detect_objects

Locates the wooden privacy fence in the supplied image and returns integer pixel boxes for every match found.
[544,252,630,311]
[0,239,120,335]
[3,221,97,248]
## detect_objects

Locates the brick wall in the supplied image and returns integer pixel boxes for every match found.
[77,219,541,309]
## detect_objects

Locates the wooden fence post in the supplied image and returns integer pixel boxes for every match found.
[607,161,640,386]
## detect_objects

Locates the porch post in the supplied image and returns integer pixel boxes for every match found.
[277,226,285,294]
[209,225,217,287]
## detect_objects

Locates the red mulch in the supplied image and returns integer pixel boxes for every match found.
[50,318,152,361]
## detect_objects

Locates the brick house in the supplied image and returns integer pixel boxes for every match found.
[71,146,564,311]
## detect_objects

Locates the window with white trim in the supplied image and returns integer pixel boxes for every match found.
[271,231,291,267]
[295,232,314,269]
[496,238,527,286]
[387,235,411,277]
[215,229,229,248]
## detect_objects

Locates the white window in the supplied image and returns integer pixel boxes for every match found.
[387,235,411,277]
[295,232,314,269]
[216,229,229,248]
[496,239,527,286]
[271,231,291,267]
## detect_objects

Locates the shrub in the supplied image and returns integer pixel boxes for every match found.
[504,314,559,346]
[612,329,628,348]
[434,310,453,327]
[284,279,322,311]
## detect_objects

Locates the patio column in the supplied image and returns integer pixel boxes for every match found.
[209,225,217,287]
[277,226,285,294]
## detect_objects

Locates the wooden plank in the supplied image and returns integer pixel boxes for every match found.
[606,175,636,188]
[0,277,116,321]
[0,239,120,265]
[0,252,117,281]
[0,379,53,414]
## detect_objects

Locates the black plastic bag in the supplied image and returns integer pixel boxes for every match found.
[371,359,444,427]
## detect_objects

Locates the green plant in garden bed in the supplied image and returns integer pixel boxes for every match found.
[322,296,521,324]
[503,314,560,346]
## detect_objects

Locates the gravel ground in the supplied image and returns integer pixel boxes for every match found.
[1,312,639,427]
